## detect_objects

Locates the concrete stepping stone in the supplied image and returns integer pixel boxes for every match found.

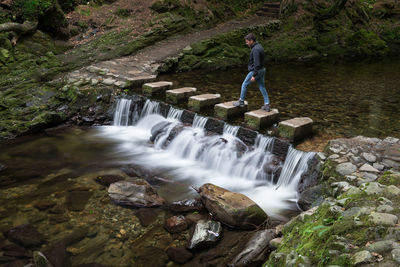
[214,101,248,120]
[278,117,313,141]
[188,94,221,112]
[166,87,197,104]
[126,75,157,88]
[142,81,173,96]
[244,109,279,130]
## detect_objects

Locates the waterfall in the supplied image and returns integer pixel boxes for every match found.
[113,98,132,126]
[167,107,183,120]
[255,134,274,153]
[275,146,316,189]
[192,114,208,129]
[141,99,160,118]
[223,123,239,137]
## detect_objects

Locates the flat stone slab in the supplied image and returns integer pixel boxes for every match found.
[244,109,279,130]
[188,94,221,112]
[126,75,157,87]
[214,101,248,120]
[142,81,173,96]
[278,117,313,141]
[166,87,197,104]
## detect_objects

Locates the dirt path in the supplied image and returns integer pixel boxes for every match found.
[65,15,279,85]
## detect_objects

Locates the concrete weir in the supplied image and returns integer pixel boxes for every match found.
[142,81,173,96]
[214,101,248,120]
[244,109,279,130]
[188,94,221,112]
[166,87,197,104]
[278,117,313,142]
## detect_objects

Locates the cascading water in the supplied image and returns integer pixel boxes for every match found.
[102,98,316,220]
[113,98,132,126]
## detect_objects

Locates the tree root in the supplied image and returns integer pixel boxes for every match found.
[0,20,38,46]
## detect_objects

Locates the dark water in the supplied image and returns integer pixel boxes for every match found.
[159,59,400,139]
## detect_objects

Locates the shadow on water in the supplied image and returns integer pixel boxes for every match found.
[159,58,400,139]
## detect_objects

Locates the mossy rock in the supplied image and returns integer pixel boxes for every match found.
[347,29,389,56]
[378,172,400,186]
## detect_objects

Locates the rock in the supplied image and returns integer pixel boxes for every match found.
[366,239,399,254]
[0,163,6,172]
[392,248,400,263]
[43,242,71,267]
[297,184,323,211]
[150,121,172,143]
[369,212,398,227]
[269,237,283,250]
[351,250,373,265]
[108,179,166,207]
[362,182,384,195]
[34,200,56,211]
[166,246,193,264]
[343,207,374,219]
[377,205,394,213]
[359,163,379,173]
[1,244,31,258]
[336,162,357,176]
[361,172,378,181]
[164,215,188,233]
[228,229,276,267]
[95,174,125,187]
[102,78,116,85]
[168,198,204,213]
[4,224,45,247]
[136,208,162,227]
[385,185,400,197]
[277,117,313,142]
[373,163,385,171]
[198,183,268,229]
[188,220,222,249]
[362,152,377,163]
[65,190,93,211]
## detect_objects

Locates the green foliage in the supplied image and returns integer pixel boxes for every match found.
[12,0,55,21]
[347,29,388,56]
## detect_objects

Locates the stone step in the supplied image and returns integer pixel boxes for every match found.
[188,94,221,112]
[214,101,248,120]
[256,11,279,18]
[142,81,173,96]
[244,109,279,130]
[278,117,313,142]
[260,6,280,12]
[126,75,157,88]
[166,87,197,104]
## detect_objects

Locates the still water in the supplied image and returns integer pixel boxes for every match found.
[159,58,400,139]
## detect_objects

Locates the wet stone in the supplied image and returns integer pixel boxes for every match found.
[166,246,193,264]
[168,198,204,213]
[277,117,313,142]
[214,101,248,120]
[188,94,221,112]
[164,215,188,234]
[188,220,222,250]
[65,190,93,211]
[166,87,197,104]
[34,200,56,211]
[95,174,125,187]
[244,108,279,130]
[136,208,161,227]
[4,224,45,247]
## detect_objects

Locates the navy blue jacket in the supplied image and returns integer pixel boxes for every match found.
[248,42,265,78]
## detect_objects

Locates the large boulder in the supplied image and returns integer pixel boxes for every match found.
[108,179,166,207]
[198,183,269,229]
[188,220,222,250]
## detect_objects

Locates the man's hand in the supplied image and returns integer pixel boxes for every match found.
[251,76,256,82]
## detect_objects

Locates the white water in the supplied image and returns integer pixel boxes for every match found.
[102,99,316,220]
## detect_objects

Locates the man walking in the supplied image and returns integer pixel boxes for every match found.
[234,33,270,111]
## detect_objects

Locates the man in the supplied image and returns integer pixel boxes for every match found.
[234,33,270,111]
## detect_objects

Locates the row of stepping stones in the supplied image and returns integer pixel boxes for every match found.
[142,81,313,142]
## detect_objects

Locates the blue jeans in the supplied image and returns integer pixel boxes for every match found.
[240,68,269,104]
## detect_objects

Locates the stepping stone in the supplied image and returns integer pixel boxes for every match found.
[278,117,313,142]
[244,109,279,130]
[214,101,248,120]
[188,94,221,112]
[126,75,157,88]
[166,87,197,104]
[142,81,173,96]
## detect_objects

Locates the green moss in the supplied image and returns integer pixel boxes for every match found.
[378,171,400,186]
[347,29,389,56]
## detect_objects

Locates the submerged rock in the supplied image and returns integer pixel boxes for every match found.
[228,229,276,267]
[164,215,188,233]
[168,198,204,213]
[65,190,93,211]
[198,183,269,229]
[166,246,193,264]
[108,179,166,207]
[188,220,222,250]
[4,224,45,247]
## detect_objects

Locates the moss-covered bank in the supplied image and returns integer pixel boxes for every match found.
[167,0,400,72]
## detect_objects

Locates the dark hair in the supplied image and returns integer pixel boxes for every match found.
[245,33,256,41]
